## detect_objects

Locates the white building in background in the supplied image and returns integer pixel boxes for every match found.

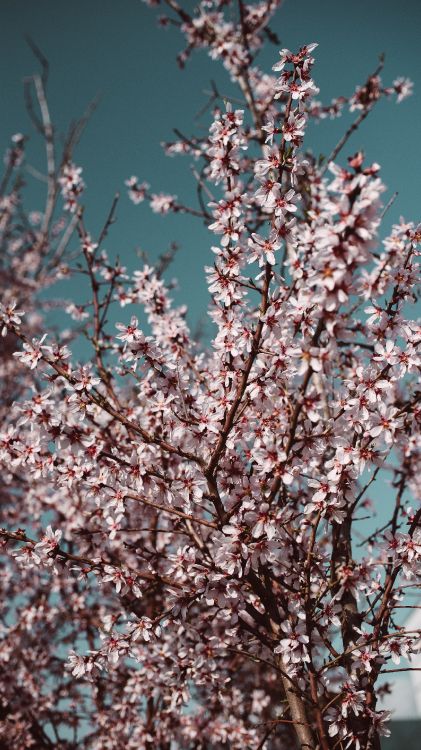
[381,608,421,719]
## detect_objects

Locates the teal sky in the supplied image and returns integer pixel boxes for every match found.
[1,0,420,724]
[0,0,420,331]
[1,0,418,517]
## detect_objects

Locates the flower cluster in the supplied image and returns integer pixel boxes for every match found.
[59,161,85,212]
[0,2,419,749]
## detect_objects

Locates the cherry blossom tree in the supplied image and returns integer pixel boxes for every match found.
[0,2,420,748]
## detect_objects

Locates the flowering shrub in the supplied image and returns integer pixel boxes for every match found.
[0,2,420,748]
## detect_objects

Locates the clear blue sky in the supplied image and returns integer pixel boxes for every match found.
[0,0,420,330]
[2,0,418,571]
[1,0,420,727]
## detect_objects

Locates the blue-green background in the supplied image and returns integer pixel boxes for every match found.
[0,0,420,331]
[1,0,420,729]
